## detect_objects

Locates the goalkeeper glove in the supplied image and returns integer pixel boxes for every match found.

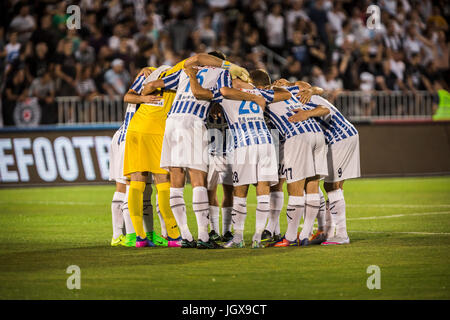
[222,61,250,82]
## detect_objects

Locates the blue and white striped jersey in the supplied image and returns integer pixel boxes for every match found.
[265,86,322,141]
[117,65,170,145]
[307,95,358,145]
[214,87,275,149]
[162,66,232,121]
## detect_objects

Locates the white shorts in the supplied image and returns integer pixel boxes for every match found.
[325,134,361,183]
[109,129,127,185]
[207,154,233,190]
[160,115,209,173]
[282,133,328,183]
[230,143,278,187]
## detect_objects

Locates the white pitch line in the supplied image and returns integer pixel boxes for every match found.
[348,211,450,221]
[349,230,450,236]
[347,204,450,208]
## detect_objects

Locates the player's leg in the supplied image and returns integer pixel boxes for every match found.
[274,179,305,247]
[169,167,195,247]
[142,177,154,239]
[153,173,182,247]
[264,179,285,243]
[122,181,137,246]
[322,181,349,245]
[111,182,126,246]
[190,168,221,248]
[299,175,321,244]
[224,184,249,248]
[309,185,327,244]
[221,183,234,242]
[207,186,221,241]
[252,181,271,248]
[129,171,155,247]
[155,196,167,238]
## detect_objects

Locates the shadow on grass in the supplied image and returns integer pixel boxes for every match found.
[0,244,308,272]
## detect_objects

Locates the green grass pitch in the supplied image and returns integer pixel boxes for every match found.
[0,176,449,300]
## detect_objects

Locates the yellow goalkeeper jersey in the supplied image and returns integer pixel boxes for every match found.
[127,59,186,135]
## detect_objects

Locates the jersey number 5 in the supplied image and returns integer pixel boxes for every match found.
[185,69,208,92]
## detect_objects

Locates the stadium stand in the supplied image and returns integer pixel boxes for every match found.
[0,0,448,126]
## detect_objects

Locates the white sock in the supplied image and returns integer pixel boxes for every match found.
[328,189,348,239]
[232,196,247,243]
[253,195,270,242]
[170,187,193,241]
[324,199,334,238]
[267,191,284,236]
[122,185,135,235]
[285,195,304,241]
[299,193,320,240]
[156,195,167,238]
[317,188,326,231]
[112,191,125,239]
[142,182,153,234]
[209,205,220,235]
[222,207,232,233]
[192,186,210,242]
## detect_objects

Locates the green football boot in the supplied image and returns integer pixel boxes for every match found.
[146,231,168,247]
[111,234,126,247]
[208,230,221,242]
[223,239,245,248]
[197,239,223,249]
[124,233,136,247]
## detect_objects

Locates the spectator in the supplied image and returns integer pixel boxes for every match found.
[4,32,21,69]
[103,59,131,96]
[75,40,96,66]
[30,15,59,53]
[2,68,28,126]
[27,42,50,78]
[9,4,36,44]
[265,3,285,54]
[54,40,80,96]
[28,69,56,124]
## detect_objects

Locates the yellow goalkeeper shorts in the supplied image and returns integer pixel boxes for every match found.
[123,129,167,176]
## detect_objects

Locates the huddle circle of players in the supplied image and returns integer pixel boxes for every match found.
[108,51,360,249]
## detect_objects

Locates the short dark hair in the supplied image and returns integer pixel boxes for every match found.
[249,69,271,87]
[208,50,226,60]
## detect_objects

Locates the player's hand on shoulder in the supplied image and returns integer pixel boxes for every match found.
[296,88,313,104]
[229,64,250,82]
[288,109,309,122]
[184,66,197,78]
[140,67,153,78]
[273,78,291,87]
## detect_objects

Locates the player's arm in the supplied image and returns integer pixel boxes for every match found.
[124,91,162,104]
[287,105,330,122]
[142,69,182,95]
[185,66,214,100]
[271,87,292,102]
[220,87,266,108]
[184,53,249,81]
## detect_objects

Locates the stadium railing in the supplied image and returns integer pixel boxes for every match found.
[54,91,436,125]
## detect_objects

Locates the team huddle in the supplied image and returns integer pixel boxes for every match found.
[108,51,360,249]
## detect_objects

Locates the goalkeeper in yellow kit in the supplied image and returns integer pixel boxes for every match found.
[123,53,249,247]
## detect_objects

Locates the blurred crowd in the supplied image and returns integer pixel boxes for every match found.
[0,0,449,125]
